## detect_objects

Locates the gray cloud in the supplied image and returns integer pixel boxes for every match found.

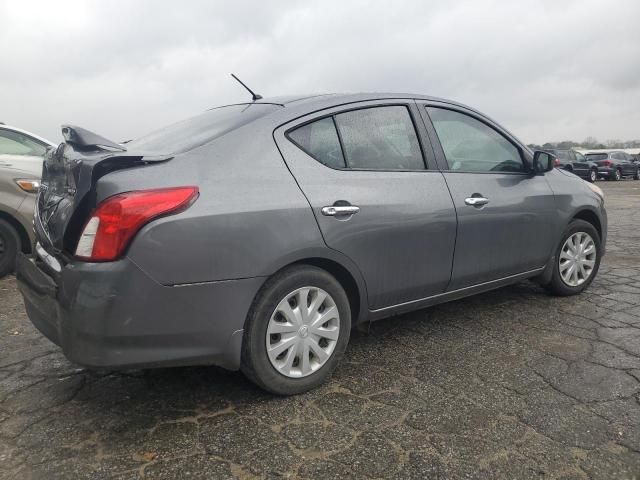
[1,0,639,144]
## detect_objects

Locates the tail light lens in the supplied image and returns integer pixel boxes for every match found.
[603,160,613,167]
[75,186,199,262]
[553,158,561,167]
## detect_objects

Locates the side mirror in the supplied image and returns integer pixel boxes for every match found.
[532,151,555,173]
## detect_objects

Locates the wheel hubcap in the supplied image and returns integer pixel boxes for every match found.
[266,286,340,378]
[591,171,596,181]
[559,232,596,287]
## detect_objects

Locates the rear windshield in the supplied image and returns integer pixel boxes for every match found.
[586,153,608,161]
[126,103,281,154]
[553,150,569,160]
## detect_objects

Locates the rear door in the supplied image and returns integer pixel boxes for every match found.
[417,101,557,290]
[274,100,457,310]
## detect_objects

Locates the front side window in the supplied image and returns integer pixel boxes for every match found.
[427,107,524,173]
[288,105,425,171]
[0,130,48,157]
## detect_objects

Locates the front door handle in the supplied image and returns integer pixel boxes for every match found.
[321,205,360,216]
[464,196,489,207]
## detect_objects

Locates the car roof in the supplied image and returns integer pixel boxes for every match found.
[0,124,56,146]
[220,92,481,116]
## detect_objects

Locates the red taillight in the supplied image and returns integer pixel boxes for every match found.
[75,186,199,262]
[603,160,613,167]
[553,158,561,167]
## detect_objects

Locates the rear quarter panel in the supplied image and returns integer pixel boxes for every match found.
[96,120,328,285]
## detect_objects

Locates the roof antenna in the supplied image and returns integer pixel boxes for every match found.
[231,73,262,101]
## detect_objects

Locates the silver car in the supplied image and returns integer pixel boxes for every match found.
[0,124,54,276]
[16,93,607,394]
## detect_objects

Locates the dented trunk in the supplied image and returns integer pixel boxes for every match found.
[35,128,171,256]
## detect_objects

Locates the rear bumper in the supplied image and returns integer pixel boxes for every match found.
[597,167,614,177]
[16,252,264,370]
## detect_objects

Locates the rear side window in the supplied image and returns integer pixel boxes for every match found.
[288,117,345,168]
[427,107,524,173]
[586,153,608,161]
[288,105,425,170]
[127,103,281,154]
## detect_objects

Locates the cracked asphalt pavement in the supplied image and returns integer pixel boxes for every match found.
[2,181,640,479]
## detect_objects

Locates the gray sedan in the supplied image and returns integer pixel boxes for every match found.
[17,93,607,394]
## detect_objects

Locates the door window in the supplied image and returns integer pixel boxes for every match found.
[427,107,524,173]
[288,106,425,170]
[0,130,48,156]
[334,106,424,170]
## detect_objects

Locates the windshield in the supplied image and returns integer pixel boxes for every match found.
[586,153,608,161]
[127,103,281,154]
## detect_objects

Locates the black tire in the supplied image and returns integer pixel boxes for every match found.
[241,265,351,395]
[545,219,601,296]
[611,168,622,181]
[588,169,598,183]
[634,168,639,180]
[0,219,20,278]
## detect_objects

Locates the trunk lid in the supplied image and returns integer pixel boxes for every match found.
[35,126,171,256]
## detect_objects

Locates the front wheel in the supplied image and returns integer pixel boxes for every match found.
[0,219,20,278]
[588,169,598,183]
[545,220,601,296]
[241,265,351,395]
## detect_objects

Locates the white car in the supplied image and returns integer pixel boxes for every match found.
[0,124,55,276]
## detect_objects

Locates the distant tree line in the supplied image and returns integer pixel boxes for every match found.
[527,137,640,150]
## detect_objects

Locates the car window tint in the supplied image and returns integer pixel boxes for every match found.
[288,117,346,168]
[0,130,48,156]
[127,103,281,155]
[586,153,608,161]
[575,152,586,161]
[427,107,524,173]
[334,106,424,170]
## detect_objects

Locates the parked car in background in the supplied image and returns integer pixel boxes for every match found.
[585,151,639,181]
[544,149,599,182]
[17,93,606,395]
[0,124,54,276]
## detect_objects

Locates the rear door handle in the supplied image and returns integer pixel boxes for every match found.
[321,205,360,216]
[464,197,489,207]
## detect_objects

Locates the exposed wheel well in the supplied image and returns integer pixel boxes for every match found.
[289,258,361,323]
[572,210,602,241]
[0,211,31,254]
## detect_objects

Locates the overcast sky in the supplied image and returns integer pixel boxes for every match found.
[1,0,639,145]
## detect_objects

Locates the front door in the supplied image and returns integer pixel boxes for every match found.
[419,103,557,291]
[274,101,457,310]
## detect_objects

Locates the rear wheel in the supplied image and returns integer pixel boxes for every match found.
[588,168,598,183]
[634,168,639,180]
[0,219,20,277]
[241,265,351,395]
[545,219,601,296]
[611,168,622,181]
